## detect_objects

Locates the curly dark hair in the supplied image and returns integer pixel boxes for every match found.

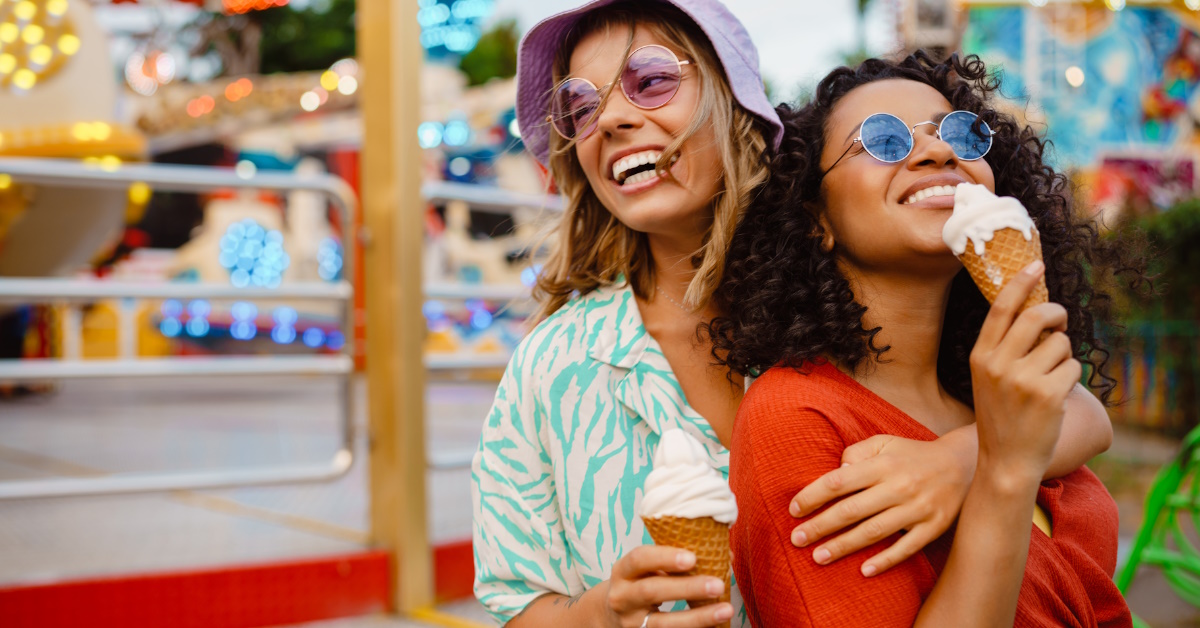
[706,51,1146,406]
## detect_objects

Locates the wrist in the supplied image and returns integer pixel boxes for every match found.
[940,425,980,480]
[590,581,618,628]
[975,456,1043,500]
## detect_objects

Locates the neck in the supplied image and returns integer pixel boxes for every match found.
[839,263,957,410]
[646,231,706,310]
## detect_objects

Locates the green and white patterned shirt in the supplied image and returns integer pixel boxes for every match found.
[471,281,747,626]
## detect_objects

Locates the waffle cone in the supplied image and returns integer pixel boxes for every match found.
[960,227,1048,311]
[642,515,732,628]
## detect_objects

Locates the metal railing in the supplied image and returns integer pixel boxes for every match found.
[0,159,554,493]
[0,157,359,499]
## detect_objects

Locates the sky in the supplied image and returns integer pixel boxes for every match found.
[488,0,897,103]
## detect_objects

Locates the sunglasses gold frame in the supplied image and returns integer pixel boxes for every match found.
[545,44,693,141]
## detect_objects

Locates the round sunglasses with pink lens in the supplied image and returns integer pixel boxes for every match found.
[548,44,692,141]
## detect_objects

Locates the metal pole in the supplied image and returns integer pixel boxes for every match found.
[359,0,433,613]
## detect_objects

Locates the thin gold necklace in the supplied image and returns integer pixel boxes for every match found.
[656,285,693,314]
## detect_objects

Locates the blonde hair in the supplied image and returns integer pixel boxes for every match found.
[531,2,770,323]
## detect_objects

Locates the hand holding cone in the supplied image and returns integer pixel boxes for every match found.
[640,430,737,628]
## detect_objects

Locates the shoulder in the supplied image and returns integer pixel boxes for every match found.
[519,283,627,352]
[503,282,635,389]
[733,362,849,469]
[740,362,854,428]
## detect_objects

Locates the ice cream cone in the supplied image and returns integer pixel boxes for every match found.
[642,514,732,623]
[959,226,1048,313]
[639,430,738,628]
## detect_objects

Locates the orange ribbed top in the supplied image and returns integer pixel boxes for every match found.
[729,361,1131,627]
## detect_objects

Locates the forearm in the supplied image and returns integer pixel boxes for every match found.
[914,463,1041,628]
[508,586,610,628]
[943,384,1110,481]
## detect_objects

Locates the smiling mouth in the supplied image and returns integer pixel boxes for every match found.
[902,184,958,205]
[612,151,679,186]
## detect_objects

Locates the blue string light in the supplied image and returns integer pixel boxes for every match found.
[230,301,258,341]
[160,299,184,337]
[302,328,326,348]
[317,238,344,282]
[271,306,298,345]
[186,300,211,337]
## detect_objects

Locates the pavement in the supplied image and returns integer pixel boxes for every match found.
[0,374,491,625]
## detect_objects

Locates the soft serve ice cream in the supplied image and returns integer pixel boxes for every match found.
[640,429,737,524]
[942,183,1037,257]
[640,429,736,626]
[942,183,1048,311]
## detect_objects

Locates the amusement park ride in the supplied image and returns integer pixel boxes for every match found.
[0,0,555,625]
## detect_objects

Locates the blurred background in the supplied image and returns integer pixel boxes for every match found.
[0,0,1198,626]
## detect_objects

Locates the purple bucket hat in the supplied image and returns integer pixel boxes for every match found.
[515,0,783,167]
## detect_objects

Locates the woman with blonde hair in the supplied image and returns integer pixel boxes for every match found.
[471,3,1113,627]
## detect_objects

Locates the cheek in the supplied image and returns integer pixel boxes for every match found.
[970,161,996,192]
[574,143,605,185]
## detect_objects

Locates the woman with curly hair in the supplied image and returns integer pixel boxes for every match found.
[710,51,1135,626]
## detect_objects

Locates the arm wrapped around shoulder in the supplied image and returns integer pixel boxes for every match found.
[729,374,934,628]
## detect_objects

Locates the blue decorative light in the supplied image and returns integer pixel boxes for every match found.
[520,264,542,288]
[271,306,298,345]
[418,121,444,148]
[218,219,290,289]
[184,300,212,337]
[326,330,345,350]
[443,119,470,146]
[160,318,182,337]
[418,0,493,58]
[272,326,297,344]
[470,308,493,330]
[160,299,184,338]
[230,301,258,341]
[317,238,343,282]
[273,306,298,326]
[422,300,446,321]
[186,317,210,337]
[302,327,326,348]
[188,300,211,319]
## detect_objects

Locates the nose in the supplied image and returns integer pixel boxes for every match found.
[594,88,643,138]
[906,123,957,169]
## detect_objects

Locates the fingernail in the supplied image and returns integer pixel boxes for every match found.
[862,564,877,577]
[1022,261,1044,276]
[706,578,723,597]
[792,530,807,547]
[714,604,734,621]
[677,551,695,569]
[841,462,850,467]
[789,501,801,517]
[813,548,831,564]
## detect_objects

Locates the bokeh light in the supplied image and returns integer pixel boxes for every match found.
[218,219,290,289]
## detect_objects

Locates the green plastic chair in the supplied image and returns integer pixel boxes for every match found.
[1115,425,1200,628]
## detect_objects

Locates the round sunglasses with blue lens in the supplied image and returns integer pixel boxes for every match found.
[823,110,995,176]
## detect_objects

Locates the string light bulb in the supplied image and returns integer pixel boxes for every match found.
[56,33,79,55]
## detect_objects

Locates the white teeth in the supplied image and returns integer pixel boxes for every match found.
[903,184,958,205]
[612,150,663,182]
[623,170,658,186]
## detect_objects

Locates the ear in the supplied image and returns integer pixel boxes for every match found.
[814,210,836,253]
